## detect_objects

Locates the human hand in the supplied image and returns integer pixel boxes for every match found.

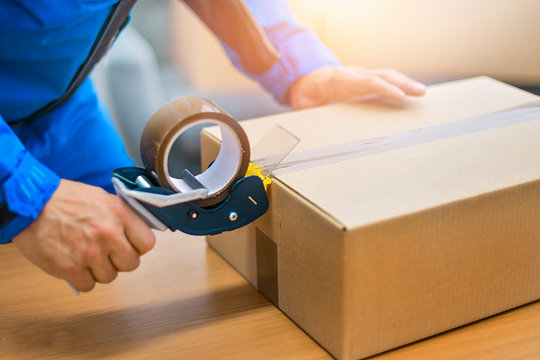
[12,179,156,292]
[288,66,426,110]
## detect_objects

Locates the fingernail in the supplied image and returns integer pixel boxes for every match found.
[414,82,427,93]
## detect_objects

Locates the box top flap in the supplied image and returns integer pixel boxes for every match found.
[206,77,540,229]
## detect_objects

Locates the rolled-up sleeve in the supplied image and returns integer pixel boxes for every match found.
[0,116,60,244]
[222,0,340,103]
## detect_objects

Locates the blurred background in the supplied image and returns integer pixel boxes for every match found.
[91,0,540,170]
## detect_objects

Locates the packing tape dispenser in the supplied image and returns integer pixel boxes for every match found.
[111,96,298,236]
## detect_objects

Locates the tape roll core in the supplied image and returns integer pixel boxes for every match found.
[140,96,250,207]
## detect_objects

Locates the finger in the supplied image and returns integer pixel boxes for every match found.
[104,224,142,272]
[290,95,319,111]
[109,245,141,272]
[292,73,405,110]
[89,255,119,284]
[344,74,407,101]
[371,68,426,96]
[123,206,156,255]
[66,268,96,293]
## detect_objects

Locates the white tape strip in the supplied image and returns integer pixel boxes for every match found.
[264,103,540,175]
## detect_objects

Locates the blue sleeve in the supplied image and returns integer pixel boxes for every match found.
[0,115,60,244]
[222,0,340,104]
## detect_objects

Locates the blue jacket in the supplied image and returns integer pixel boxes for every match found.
[0,0,339,243]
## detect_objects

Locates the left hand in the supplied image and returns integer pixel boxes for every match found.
[288,66,426,110]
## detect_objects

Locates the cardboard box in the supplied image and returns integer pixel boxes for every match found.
[201,77,540,359]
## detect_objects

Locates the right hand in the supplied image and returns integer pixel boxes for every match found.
[12,179,156,292]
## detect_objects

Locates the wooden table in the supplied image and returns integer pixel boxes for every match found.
[1,231,539,359]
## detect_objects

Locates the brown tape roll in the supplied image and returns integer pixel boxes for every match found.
[140,96,250,207]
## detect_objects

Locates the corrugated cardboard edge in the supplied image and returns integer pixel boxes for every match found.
[271,180,349,358]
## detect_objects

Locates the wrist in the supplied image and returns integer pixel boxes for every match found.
[0,152,60,243]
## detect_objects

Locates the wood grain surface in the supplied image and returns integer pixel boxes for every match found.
[1,230,538,359]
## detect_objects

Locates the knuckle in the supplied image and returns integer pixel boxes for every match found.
[365,75,380,86]
[110,197,131,220]
[108,196,125,214]
[92,220,117,240]
[79,242,100,263]
[58,261,78,275]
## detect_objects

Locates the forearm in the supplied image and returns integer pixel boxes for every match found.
[223,0,340,103]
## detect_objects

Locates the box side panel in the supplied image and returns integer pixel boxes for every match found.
[203,128,350,358]
[272,182,349,359]
[346,179,540,359]
[206,226,258,287]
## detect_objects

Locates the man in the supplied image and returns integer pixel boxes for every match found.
[0,0,425,292]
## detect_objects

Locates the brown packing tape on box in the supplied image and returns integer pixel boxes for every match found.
[140,96,250,207]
